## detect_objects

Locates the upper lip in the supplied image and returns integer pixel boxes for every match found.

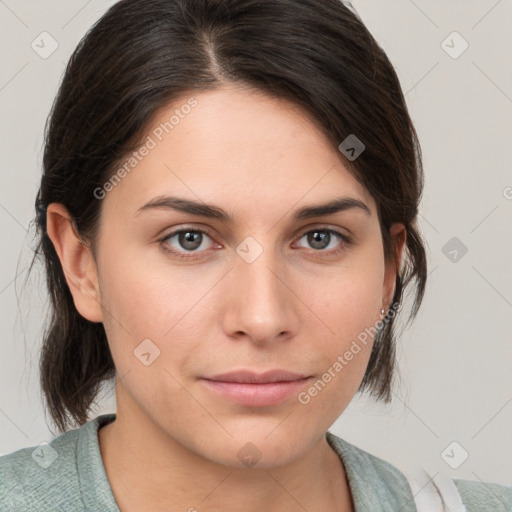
[202,370,310,384]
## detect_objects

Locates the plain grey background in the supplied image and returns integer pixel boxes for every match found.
[1,0,511,487]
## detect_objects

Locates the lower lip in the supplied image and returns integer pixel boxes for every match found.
[200,378,311,407]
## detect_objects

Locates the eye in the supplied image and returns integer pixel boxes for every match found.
[158,226,352,261]
[294,228,351,255]
[160,228,217,259]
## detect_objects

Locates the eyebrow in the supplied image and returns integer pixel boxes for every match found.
[135,195,371,222]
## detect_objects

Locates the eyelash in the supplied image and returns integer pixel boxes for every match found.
[158,226,353,261]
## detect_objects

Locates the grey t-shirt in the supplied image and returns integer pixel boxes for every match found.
[0,413,511,511]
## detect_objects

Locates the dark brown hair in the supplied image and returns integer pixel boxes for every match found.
[33,0,427,432]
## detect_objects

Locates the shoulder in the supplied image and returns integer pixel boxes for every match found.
[453,478,512,511]
[326,431,512,512]
[326,431,418,510]
[0,423,84,511]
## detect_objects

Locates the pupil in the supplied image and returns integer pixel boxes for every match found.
[181,231,201,250]
[309,231,329,249]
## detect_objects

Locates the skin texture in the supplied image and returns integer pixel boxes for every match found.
[47,84,406,512]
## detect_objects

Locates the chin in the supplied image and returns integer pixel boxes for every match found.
[200,431,310,470]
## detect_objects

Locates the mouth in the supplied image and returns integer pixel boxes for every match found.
[200,369,312,407]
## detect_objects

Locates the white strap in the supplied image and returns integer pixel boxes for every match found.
[402,468,467,512]
[433,473,468,512]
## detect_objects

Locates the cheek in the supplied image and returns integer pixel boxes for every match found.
[296,277,382,426]
[309,255,385,346]
[97,232,194,328]
[95,238,220,385]
[298,250,385,399]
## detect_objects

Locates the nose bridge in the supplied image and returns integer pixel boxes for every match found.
[237,236,284,310]
[226,234,297,341]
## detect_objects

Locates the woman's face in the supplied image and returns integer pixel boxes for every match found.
[80,85,403,467]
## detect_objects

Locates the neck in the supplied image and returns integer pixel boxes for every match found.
[98,403,354,512]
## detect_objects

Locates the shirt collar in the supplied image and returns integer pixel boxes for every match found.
[326,431,417,512]
[77,413,120,511]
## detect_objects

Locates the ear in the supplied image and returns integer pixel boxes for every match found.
[382,222,407,311]
[46,203,103,323]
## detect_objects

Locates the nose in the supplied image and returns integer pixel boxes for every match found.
[221,240,301,345]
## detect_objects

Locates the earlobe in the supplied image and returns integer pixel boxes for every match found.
[46,203,103,323]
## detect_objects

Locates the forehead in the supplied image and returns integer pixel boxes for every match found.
[102,85,375,218]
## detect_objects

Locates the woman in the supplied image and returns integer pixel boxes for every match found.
[0,0,510,510]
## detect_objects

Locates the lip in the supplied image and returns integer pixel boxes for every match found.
[204,369,308,384]
[200,369,312,407]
